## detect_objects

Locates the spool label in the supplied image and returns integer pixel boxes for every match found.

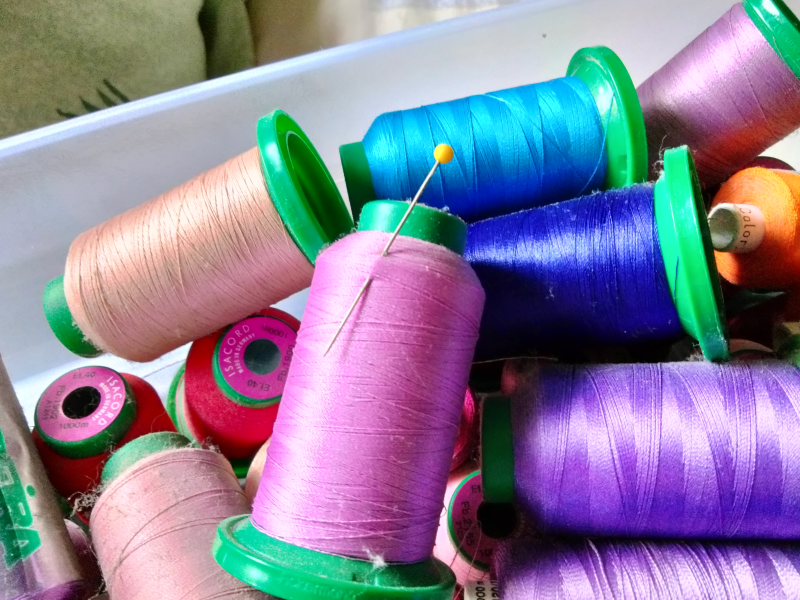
[464,580,499,600]
[216,315,296,400]
[449,472,498,570]
[36,367,127,442]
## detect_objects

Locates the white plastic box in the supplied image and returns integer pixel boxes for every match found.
[1,0,799,419]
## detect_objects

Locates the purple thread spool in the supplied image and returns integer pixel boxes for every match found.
[638,0,800,187]
[214,200,485,600]
[495,538,800,600]
[482,359,800,540]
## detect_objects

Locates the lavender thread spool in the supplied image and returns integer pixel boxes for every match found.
[496,538,800,600]
[638,0,800,186]
[482,359,800,540]
[214,201,485,600]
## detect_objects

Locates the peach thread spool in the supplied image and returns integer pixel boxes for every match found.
[710,167,800,290]
[32,366,174,519]
[167,307,298,477]
[91,432,270,600]
[43,110,353,362]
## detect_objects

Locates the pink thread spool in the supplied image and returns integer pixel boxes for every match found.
[91,432,269,600]
[214,200,485,600]
[32,366,174,518]
[167,308,298,477]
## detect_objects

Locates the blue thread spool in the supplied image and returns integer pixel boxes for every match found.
[340,46,647,223]
[465,146,729,362]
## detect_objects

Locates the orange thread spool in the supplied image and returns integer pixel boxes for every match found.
[712,167,800,289]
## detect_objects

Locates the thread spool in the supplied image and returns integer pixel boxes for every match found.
[711,167,800,291]
[166,308,298,474]
[32,366,174,516]
[64,520,103,597]
[638,0,800,186]
[483,359,800,539]
[214,200,485,600]
[496,539,800,600]
[433,465,524,587]
[91,432,269,600]
[340,46,646,223]
[43,110,353,362]
[465,145,728,362]
[244,439,270,503]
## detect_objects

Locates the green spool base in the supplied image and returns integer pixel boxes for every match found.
[101,432,192,484]
[213,515,456,600]
[567,46,648,189]
[358,200,467,255]
[654,147,728,362]
[744,0,800,80]
[42,275,102,358]
[480,395,515,505]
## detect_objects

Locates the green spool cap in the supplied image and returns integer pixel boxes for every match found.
[34,367,138,459]
[358,200,467,255]
[567,46,649,189]
[340,142,377,223]
[654,147,729,362]
[165,363,185,426]
[480,395,515,505]
[257,110,354,264]
[101,432,193,485]
[214,515,456,600]
[775,322,800,367]
[42,276,102,358]
[744,0,800,80]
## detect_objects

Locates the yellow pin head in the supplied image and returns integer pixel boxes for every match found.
[434,144,454,164]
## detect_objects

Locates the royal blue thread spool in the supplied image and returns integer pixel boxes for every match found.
[340,46,647,222]
[465,146,728,362]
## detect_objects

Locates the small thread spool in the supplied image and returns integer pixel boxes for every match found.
[638,0,800,186]
[167,308,299,475]
[340,46,647,223]
[43,110,353,362]
[496,538,800,600]
[433,465,523,587]
[483,359,800,540]
[466,145,728,362]
[32,366,174,516]
[244,439,270,503]
[91,432,269,600]
[214,200,485,600]
[64,520,103,597]
[711,167,800,290]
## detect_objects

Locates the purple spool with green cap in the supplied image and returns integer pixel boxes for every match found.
[213,200,478,600]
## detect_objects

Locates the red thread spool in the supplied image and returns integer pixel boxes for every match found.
[33,366,174,516]
[167,308,299,469]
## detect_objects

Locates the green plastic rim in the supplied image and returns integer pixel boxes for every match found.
[654,146,729,361]
[165,364,185,425]
[42,276,102,358]
[213,515,455,600]
[34,368,137,459]
[775,321,800,365]
[446,470,490,571]
[480,395,515,505]
[358,200,467,255]
[744,0,800,81]
[567,46,648,189]
[102,432,193,485]
[340,142,377,223]
[257,110,354,264]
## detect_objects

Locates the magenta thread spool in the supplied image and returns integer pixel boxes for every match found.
[483,359,800,540]
[214,200,485,600]
[496,538,800,600]
[167,307,298,477]
[91,432,269,600]
[638,0,800,186]
[32,366,174,516]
